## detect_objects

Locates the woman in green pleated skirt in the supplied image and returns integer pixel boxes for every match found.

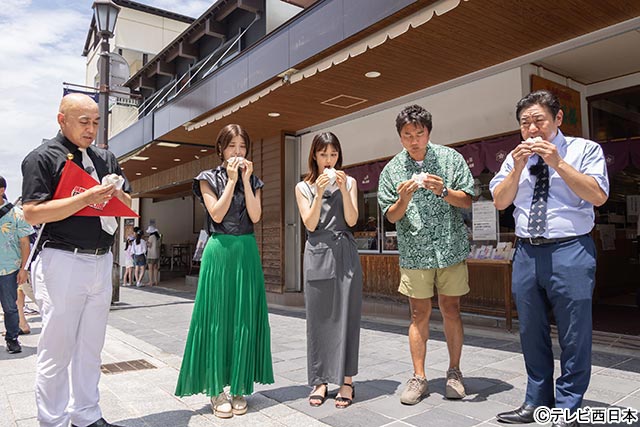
[175,124,274,418]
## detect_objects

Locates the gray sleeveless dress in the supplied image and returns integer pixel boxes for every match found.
[299,180,363,386]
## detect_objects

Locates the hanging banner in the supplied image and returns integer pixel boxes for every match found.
[62,87,99,103]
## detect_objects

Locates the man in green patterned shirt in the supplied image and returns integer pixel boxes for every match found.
[378,105,474,405]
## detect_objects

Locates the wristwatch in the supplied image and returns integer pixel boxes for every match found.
[439,187,449,199]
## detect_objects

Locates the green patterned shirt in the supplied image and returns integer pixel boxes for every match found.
[378,143,474,269]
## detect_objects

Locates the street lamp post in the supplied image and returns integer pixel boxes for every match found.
[93,0,121,303]
[92,0,120,150]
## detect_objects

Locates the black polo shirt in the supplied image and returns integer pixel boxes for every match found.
[21,132,131,250]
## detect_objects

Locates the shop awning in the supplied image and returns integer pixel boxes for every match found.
[185,0,466,131]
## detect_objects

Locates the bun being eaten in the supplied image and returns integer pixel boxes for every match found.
[411,172,429,188]
[324,167,337,185]
[101,173,124,190]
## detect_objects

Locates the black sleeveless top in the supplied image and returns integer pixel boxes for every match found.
[193,166,264,235]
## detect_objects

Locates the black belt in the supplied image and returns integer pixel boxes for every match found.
[520,235,583,246]
[43,242,111,255]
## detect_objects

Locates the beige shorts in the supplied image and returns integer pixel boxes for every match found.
[399,261,470,299]
[147,258,159,265]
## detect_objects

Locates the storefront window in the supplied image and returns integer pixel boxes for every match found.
[350,189,399,254]
[382,216,398,252]
[589,86,640,140]
[353,192,380,252]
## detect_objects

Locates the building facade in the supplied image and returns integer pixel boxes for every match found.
[89,0,640,333]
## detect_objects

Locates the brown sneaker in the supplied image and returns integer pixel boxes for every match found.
[445,367,466,399]
[400,375,428,405]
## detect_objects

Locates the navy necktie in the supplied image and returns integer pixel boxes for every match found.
[527,157,549,237]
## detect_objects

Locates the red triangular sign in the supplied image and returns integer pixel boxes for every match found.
[52,159,139,217]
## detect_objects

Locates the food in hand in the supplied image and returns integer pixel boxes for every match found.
[523,136,543,144]
[101,173,124,190]
[227,156,246,169]
[411,172,429,188]
[324,167,337,185]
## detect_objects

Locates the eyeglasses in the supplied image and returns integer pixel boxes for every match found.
[519,115,548,129]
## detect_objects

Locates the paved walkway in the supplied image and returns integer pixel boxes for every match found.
[1,279,639,427]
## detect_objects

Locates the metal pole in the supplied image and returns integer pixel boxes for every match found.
[96,33,120,302]
[97,34,110,150]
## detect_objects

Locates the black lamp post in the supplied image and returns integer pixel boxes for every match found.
[92,0,120,150]
[93,0,121,303]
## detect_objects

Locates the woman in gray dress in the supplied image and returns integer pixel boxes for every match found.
[295,132,363,409]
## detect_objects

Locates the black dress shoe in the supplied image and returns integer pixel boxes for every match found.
[496,403,537,424]
[71,418,124,427]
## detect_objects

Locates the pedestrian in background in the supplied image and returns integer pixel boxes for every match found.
[122,234,134,286]
[175,124,273,419]
[0,176,34,354]
[378,105,474,405]
[131,229,147,287]
[12,196,36,336]
[145,225,161,286]
[295,132,362,409]
[491,90,609,427]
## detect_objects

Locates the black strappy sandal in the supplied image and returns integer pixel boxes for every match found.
[309,383,328,407]
[335,383,355,409]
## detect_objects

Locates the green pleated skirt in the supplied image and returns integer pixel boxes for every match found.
[175,233,274,397]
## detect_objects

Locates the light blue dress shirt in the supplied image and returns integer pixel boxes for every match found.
[489,130,609,239]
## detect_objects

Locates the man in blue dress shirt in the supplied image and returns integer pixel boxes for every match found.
[490,90,609,427]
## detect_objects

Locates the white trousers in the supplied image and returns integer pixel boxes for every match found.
[32,248,113,427]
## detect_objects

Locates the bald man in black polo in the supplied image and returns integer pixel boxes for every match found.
[22,93,131,427]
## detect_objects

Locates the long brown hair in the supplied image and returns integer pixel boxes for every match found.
[304,132,343,183]
[215,124,251,161]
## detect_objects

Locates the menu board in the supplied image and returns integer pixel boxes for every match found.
[472,200,498,241]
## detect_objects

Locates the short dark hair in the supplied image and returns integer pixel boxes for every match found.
[0,176,6,189]
[395,105,433,135]
[305,132,343,183]
[515,90,561,121]
[215,124,251,161]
